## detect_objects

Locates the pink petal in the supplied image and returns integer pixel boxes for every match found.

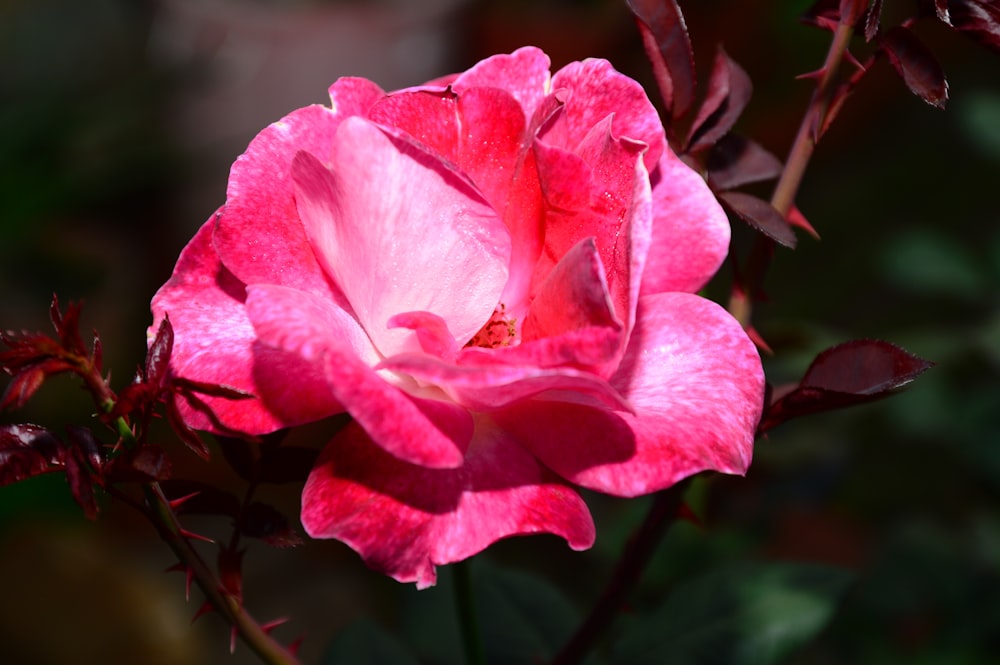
[379,351,630,413]
[641,151,731,296]
[495,293,764,497]
[150,216,341,434]
[520,237,623,374]
[301,418,595,588]
[245,284,472,469]
[450,46,552,124]
[215,104,346,302]
[532,119,652,340]
[368,87,544,316]
[292,118,511,358]
[388,311,458,361]
[545,58,666,172]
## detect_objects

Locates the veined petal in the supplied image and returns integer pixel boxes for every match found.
[641,150,731,295]
[545,58,665,172]
[301,418,595,588]
[246,284,472,469]
[150,215,340,434]
[496,293,764,497]
[292,118,511,357]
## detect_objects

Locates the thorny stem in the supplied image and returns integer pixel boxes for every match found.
[82,363,301,665]
[730,20,857,327]
[550,479,691,665]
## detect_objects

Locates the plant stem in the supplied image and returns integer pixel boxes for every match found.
[453,559,486,665]
[143,482,303,665]
[730,20,856,326]
[550,479,691,665]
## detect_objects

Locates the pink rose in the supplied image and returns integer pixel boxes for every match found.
[151,47,764,588]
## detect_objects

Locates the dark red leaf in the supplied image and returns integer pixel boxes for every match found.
[165,397,212,460]
[719,191,798,248]
[864,0,883,41]
[802,339,934,394]
[951,0,1000,54]
[64,447,98,519]
[880,26,949,108]
[256,446,321,485]
[50,296,88,357]
[112,380,159,419]
[0,424,65,486]
[0,368,46,410]
[239,502,303,548]
[145,315,174,389]
[707,134,783,190]
[106,446,171,483]
[759,340,934,432]
[686,47,753,153]
[160,480,241,518]
[67,425,104,472]
[627,0,696,120]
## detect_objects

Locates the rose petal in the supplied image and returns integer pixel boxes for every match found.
[150,216,341,434]
[215,105,343,302]
[368,87,544,317]
[496,293,763,497]
[641,150,731,295]
[532,120,652,340]
[545,58,665,172]
[301,418,595,588]
[379,351,631,413]
[450,46,552,124]
[246,284,472,469]
[292,118,511,357]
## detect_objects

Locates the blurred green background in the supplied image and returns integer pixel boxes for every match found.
[1,0,998,663]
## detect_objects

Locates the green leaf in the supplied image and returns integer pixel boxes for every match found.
[611,561,855,665]
[321,618,420,665]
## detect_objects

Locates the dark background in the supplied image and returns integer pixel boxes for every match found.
[1,1,998,663]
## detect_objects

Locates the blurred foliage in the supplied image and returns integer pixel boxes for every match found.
[1,0,999,664]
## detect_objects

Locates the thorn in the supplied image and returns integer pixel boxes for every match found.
[167,491,201,511]
[186,567,194,601]
[287,635,306,657]
[260,617,290,634]
[746,326,773,355]
[164,562,185,573]
[230,626,238,655]
[788,206,820,240]
[794,67,825,81]
[677,503,705,528]
[191,601,214,624]
[178,528,215,544]
[843,49,865,72]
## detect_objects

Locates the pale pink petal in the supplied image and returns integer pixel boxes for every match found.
[641,151,731,295]
[368,87,544,316]
[150,216,341,434]
[495,293,764,497]
[379,351,630,413]
[388,311,458,361]
[246,284,472,469]
[545,58,666,172]
[450,46,552,123]
[301,418,595,588]
[292,118,511,357]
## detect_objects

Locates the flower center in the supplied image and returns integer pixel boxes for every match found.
[466,304,517,349]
